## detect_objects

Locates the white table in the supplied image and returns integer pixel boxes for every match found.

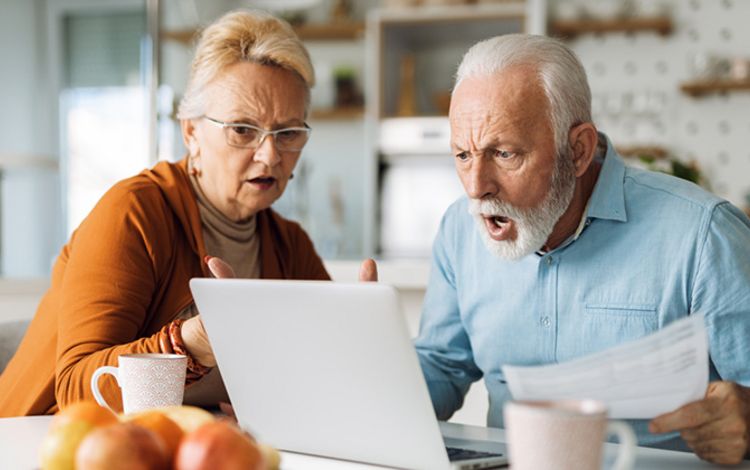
[2,416,749,469]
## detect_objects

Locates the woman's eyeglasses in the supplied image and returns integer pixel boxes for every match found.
[203,116,311,152]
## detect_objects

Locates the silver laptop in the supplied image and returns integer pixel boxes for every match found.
[190,278,507,470]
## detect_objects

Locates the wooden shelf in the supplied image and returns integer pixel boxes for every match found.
[161,22,364,45]
[549,16,673,38]
[294,22,364,41]
[680,79,750,98]
[616,145,669,160]
[161,29,195,44]
[309,106,364,120]
[376,3,526,24]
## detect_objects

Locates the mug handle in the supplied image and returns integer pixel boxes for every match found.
[90,366,120,413]
[606,421,637,470]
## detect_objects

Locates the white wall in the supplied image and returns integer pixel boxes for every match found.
[567,0,750,207]
[0,0,63,278]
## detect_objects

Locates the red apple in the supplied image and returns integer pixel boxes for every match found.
[174,420,264,470]
[75,422,169,470]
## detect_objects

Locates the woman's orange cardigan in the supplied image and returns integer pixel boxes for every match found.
[0,159,329,416]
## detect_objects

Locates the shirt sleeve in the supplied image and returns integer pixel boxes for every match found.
[415,206,483,420]
[691,202,750,385]
[54,184,173,410]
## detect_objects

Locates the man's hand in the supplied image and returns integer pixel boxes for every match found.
[649,381,750,465]
[359,258,378,282]
[180,256,237,368]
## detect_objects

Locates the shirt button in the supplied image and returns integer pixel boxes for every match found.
[541,316,551,328]
[546,257,554,265]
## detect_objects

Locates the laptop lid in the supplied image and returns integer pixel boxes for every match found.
[190,278,452,469]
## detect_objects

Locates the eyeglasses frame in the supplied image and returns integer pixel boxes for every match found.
[202,115,312,152]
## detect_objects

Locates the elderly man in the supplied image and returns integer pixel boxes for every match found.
[414,34,750,465]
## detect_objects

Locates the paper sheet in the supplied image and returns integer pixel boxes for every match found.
[501,315,709,419]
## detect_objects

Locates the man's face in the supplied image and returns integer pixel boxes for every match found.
[449,65,576,260]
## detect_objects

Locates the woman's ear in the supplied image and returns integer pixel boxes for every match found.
[180,119,200,156]
[568,122,598,178]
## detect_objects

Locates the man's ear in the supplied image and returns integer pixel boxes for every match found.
[180,119,200,156]
[568,122,598,178]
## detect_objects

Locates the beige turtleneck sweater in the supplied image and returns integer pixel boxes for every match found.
[180,173,262,406]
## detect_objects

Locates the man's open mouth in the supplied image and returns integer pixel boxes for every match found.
[490,215,510,227]
[482,214,515,241]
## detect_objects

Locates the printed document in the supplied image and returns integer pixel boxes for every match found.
[502,315,709,418]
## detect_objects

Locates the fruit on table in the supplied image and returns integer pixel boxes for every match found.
[40,401,119,470]
[257,442,282,470]
[127,411,184,462]
[49,401,119,432]
[146,405,215,434]
[40,421,94,470]
[40,402,280,470]
[75,422,169,470]
[174,420,264,470]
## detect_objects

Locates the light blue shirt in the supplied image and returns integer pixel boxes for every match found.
[415,139,750,448]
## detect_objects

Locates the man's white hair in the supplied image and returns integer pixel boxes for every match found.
[454,34,592,154]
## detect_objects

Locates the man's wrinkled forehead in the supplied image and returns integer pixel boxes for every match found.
[449,68,551,146]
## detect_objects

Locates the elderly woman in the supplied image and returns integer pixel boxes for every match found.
[0,10,374,417]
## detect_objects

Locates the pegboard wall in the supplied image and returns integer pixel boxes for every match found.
[556,0,750,208]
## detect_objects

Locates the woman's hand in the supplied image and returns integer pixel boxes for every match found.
[182,256,377,368]
[180,256,237,368]
[205,256,236,278]
[181,315,216,367]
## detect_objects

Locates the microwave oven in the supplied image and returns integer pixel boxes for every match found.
[378,117,465,258]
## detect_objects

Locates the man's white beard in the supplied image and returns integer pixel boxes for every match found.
[468,150,577,261]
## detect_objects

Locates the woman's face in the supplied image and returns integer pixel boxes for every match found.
[182,61,308,221]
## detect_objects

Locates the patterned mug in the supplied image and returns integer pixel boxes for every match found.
[504,399,636,470]
[91,353,187,414]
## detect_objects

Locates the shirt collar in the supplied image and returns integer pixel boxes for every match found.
[586,133,627,223]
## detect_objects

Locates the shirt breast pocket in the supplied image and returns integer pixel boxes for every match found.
[581,302,658,355]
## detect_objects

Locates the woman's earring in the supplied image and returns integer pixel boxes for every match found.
[189,154,201,176]
[289,173,295,180]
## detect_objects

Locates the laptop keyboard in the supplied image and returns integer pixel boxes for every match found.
[446,446,504,462]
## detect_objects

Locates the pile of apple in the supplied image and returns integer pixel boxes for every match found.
[39,401,281,470]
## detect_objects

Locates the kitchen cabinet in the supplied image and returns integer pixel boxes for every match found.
[364,3,527,258]
[370,3,527,119]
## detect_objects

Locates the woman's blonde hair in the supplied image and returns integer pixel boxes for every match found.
[177,10,315,119]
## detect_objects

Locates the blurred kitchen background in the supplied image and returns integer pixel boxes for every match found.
[2,0,750,278]
[1,0,750,426]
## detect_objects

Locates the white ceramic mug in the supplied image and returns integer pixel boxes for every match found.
[91,353,187,414]
[504,399,636,470]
